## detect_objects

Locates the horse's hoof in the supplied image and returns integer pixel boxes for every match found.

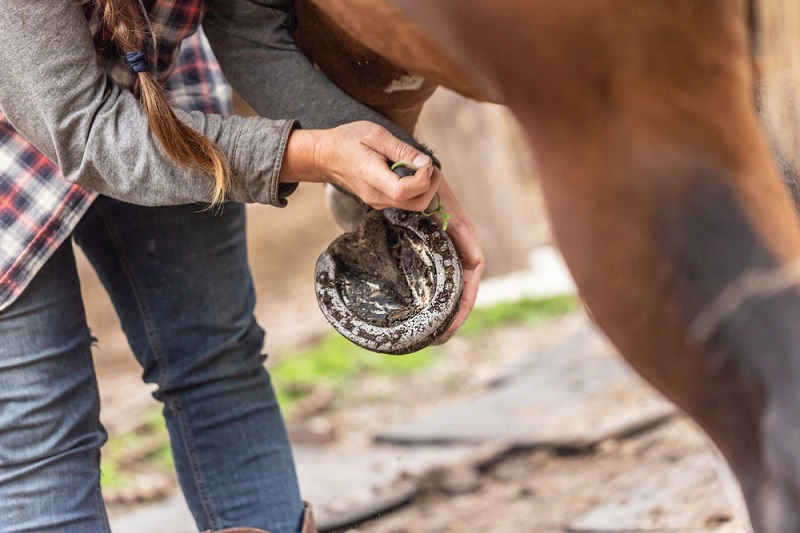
[314,208,463,355]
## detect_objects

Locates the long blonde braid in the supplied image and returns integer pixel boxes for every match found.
[98,0,231,206]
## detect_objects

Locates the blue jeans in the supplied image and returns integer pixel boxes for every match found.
[0,197,304,533]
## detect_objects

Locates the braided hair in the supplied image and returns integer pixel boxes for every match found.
[97,0,231,205]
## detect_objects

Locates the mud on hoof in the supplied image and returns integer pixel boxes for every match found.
[315,208,463,355]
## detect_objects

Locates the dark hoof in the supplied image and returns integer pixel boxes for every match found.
[315,208,463,354]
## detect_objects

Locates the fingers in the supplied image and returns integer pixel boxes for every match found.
[290,122,441,211]
[356,125,440,211]
[433,178,485,341]
[360,156,440,211]
[441,253,484,341]
[283,122,440,213]
[310,121,438,211]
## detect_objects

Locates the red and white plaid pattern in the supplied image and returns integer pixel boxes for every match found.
[0,2,230,311]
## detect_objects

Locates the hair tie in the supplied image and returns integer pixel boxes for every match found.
[125,51,150,73]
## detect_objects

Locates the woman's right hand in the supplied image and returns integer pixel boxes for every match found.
[280,121,441,212]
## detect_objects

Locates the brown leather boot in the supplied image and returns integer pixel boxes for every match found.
[298,502,317,533]
[206,502,317,533]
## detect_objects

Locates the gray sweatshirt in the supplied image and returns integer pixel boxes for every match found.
[0,0,422,208]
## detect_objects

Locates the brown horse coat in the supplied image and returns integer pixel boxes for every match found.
[296,1,800,531]
[292,0,489,131]
[387,2,800,531]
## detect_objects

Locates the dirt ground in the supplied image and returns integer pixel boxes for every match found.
[341,419,734,533]
[287,314,745,533]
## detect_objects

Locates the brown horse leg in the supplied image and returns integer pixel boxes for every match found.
[389,1,800,530]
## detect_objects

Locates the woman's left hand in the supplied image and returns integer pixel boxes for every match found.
[428,171,485,343]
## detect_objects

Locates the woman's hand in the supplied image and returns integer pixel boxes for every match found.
[429,173,485,342]
[281,121,440,212]
[283,121,484,343]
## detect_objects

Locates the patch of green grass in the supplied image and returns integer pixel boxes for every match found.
[101,434,141,490]
[459,294,578,336]
[100,407,173,489]
[100,452,127,490]
[271,294,578,415]
[97,296,578,489]
[271,334,437,415]
[143,411,174,471]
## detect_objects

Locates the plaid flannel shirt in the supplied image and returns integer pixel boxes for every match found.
[0,1,231,312]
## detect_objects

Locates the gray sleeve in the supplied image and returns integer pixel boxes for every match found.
[0,0,296,207]
[203,0,432,156]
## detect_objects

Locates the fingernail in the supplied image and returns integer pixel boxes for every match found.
[413,153,431,168]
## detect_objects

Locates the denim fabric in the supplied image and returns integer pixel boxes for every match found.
[0,239,107,532]
[0,197,304,533]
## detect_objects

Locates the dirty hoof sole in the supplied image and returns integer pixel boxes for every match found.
[315,208,463,355]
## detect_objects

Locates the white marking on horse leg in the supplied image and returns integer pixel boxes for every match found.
[384,74,426,93]
[689,257,800,344]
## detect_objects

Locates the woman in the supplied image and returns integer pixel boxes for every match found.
[0,1,484,532]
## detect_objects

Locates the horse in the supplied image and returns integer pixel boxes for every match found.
[292,0,542,272]
[292,0,490,132]
[292,1,800,531]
